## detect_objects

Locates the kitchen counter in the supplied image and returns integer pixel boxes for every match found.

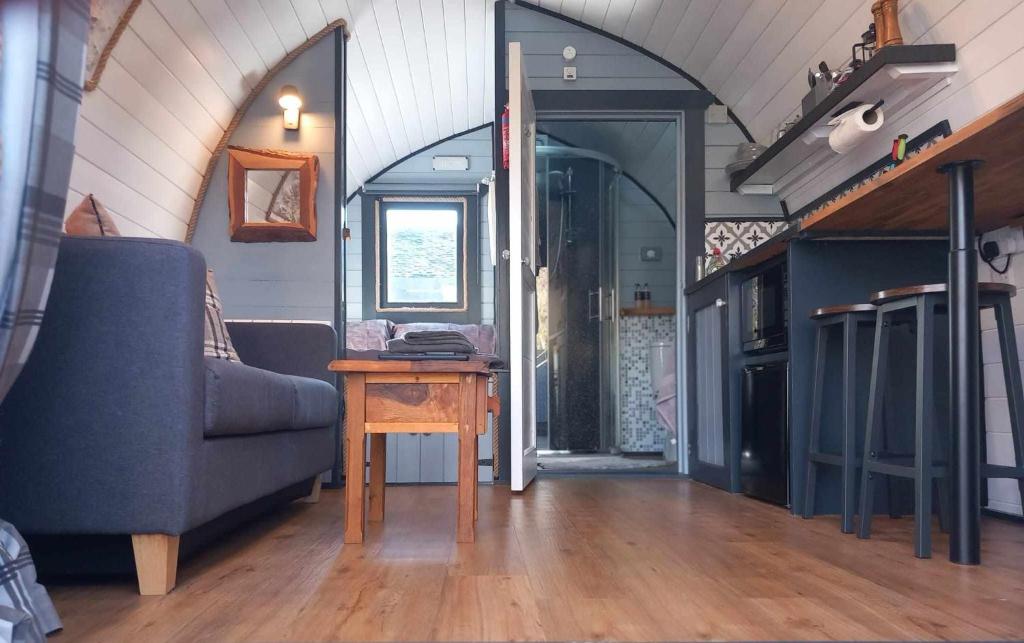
[689,92,1024,296]
[685,92,1024,563]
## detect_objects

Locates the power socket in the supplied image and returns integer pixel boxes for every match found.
[563,66,577,81]
[981,226,1024,257]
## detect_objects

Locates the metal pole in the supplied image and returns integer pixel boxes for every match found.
[939,159,983,565]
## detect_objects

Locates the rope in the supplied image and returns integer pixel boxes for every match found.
[184,18,349,243]
[84,0,141,93]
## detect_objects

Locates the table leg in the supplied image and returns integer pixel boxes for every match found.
[457,373,477,543]
[941,160,983,565]
[369,434,387,522]
[475,375,487,522]
[344,374,367,544]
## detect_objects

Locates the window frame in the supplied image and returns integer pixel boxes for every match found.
[363,193,481,323]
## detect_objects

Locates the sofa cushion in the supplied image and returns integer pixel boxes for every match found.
[65,193,120,237]
[204,358,338,437]
[393,322,497,355]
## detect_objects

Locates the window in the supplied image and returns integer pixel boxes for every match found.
[375,196,467,312]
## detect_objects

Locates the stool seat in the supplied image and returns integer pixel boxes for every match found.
[810,303,877,319]
[870,282,1015,305]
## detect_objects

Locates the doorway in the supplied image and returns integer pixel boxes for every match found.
[532,120,679,475]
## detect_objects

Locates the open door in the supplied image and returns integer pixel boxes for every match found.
[508,41,538,492]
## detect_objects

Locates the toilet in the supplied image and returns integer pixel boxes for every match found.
[649,341,677,463]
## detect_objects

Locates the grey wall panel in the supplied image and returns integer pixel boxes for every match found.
[443,434,458,483]
[393,434,421,484]
[420,433,446,482]
[505,4,698,92]
[704,115,784,221]
[192,37,337,322]
[345,127,494,325]
[386,433,399,484]
[618,182,676,308]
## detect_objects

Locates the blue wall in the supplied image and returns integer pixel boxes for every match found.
[192,36,337,322]
[346,126,495,325]
[506,3,782,222]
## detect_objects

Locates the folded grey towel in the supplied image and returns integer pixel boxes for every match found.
[387,330,477,354]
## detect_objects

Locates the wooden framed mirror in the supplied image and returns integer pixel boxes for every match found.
[227,146,319,242]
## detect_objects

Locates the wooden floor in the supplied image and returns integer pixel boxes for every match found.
[50,478,1024,641]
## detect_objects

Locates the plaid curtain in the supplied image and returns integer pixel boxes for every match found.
[1,0,89,640]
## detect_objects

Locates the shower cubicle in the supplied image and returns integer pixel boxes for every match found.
[535,142,621,454]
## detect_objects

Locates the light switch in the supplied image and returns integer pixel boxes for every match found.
[707,104,729,124]
[641,246,662,262]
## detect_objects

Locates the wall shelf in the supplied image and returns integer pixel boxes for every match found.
[730,45,958,197]
[621,306,676,317]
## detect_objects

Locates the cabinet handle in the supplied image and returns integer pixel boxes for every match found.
[715,298,727,308]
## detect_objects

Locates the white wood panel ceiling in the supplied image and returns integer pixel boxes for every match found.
[521,0,980,142]
[75,0,494,239]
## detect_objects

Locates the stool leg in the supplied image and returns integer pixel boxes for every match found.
[841,317,858,534]
[994,297,1024,503]
[881,403,902,519]
[859,311,890,539]
[936,477,951,533]
[803,324,829,519]
[914,299,935,558]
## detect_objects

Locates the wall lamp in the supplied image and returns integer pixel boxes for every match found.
[278,85,302,130]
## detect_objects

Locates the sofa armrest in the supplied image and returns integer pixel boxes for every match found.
[0,236,207,535]
[225,321,337,384]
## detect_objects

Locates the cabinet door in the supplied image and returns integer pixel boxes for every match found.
[687,282,733,490]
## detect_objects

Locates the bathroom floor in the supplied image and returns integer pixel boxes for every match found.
[537,453,675,474]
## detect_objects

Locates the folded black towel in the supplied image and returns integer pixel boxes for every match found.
[386,330,476,354]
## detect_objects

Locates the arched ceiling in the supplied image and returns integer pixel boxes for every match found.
[77,0,957,240]
[76,0,494,239]
[520,0,898,142]
[538,120,677,222]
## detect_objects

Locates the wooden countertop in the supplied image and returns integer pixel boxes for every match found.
[688,92,1024,294]
[799,92,1024,234]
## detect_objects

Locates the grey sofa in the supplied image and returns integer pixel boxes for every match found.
[0,237,338,594]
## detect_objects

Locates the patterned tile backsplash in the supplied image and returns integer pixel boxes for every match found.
[619,314,676,453]
[705,221,784,261]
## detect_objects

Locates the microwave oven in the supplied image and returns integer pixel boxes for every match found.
[740,262,788,353]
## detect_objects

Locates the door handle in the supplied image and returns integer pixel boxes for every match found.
[715,298,727,308]
[588,288,602,322]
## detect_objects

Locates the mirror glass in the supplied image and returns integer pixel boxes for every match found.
[244,169,301,223]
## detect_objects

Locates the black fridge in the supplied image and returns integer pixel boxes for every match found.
[740,361,789,506]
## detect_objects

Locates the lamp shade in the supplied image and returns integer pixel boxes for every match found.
[278,85,302,110]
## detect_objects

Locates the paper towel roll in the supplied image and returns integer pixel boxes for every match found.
[828,103,885,154]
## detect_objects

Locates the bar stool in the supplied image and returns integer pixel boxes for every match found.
[858,282,1024,558]
[803,304,878,533]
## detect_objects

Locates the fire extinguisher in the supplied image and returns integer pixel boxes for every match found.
[501,104,510,170]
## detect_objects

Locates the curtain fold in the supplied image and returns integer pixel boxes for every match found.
[0,0,88,399]
[0,0,89,640]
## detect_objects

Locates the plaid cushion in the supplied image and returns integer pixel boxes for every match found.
[204,271,240,362]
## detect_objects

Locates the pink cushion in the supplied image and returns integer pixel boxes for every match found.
[345,319,394,351]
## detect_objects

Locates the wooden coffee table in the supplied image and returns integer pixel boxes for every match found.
[329,358,496,543]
